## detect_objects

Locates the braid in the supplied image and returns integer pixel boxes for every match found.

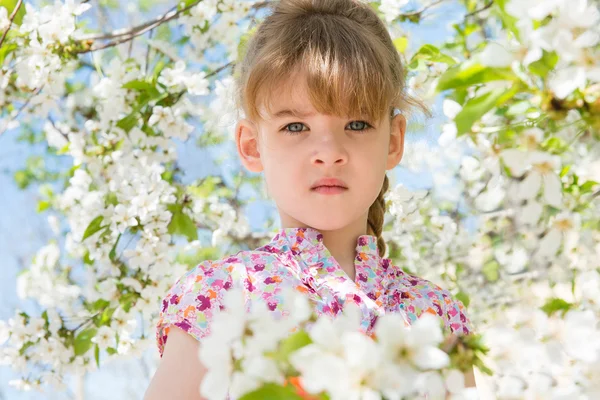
[367,174,389,258]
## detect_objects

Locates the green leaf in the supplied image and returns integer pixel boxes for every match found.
[74,328,97,356]
[109,233,121,261]
[106,347,118,355]
[152,59,168,82]
[116,113,139,133]
[14,170,30,189]
[178,0,199,10]
[120,293,137,313]
[541,298,573,317]
[83,251,94,265]
[482,260,499,282]
[238,383,305,400]
[580,180,598,194]
[122,79,160,97]
[393,37,408,54]
[94,344,100,368]
[36,200,51,213]
[0,0,26,26]
[454,88,510,135]
[91,299,111,311]
[237,26,257,64]
[436,61,519,92]
[277,330,312,361]
[409,44,456,69]
[100,307,115,325]
[455,291,470,308]
[19,341,36,356]
[528,51,558,78]
[167,207,198,241]
[494,0,520,39]
[82,216,106,241]
[0,42,17,65]
[541,136,568,154]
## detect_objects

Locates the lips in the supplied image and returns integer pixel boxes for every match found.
[311,177,348,189]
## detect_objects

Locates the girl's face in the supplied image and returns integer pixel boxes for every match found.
[235,72,406,233]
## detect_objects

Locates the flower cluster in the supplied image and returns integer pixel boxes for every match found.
[198,288,481,400]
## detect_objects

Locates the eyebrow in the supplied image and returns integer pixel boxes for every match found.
[272,108,316,119]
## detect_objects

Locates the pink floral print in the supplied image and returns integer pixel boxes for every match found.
[156,227,472,358]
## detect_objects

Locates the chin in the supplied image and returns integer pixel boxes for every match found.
[295,215,355,232]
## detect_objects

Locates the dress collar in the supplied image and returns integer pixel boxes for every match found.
[264,226,409,331]
[274,226,380,260]
[268,227,390,296]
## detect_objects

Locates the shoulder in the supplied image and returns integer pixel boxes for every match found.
[386,262,473,336]
[155,248,279,357]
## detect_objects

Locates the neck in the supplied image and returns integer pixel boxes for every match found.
[280,213,370,281]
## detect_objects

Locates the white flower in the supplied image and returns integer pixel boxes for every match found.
[0,6,10,31]
[560,310,600,363]
[110,204,138,234]
[44,120,70,149]
[0,320,9,346]
[109,308,137,336]
[494,243,528,274]
[503,150,563,207]
[505,0,561,20]
[519,127,544,149]
[575,270,600,301]
[186,72,210,96]
[46,308,62,335]
[443,99,463,119]
[63,0,92,16]
[549,66,588,99]
[379,0,409,23]
[376,312,449,370]
[25,317,46,340]
[517,200,543,226]
[91,326,115,350]
[227,370,261,399]
[158,60,187,88]
[536,212,581,259]
[386,184,427,217]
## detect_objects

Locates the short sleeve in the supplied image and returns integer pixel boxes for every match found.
[440,288,473,336]
[156,260,234,358]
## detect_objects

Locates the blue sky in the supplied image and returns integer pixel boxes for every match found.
[0,1,467,398]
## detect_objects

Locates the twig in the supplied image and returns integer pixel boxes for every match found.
[144,28,155,75]
[0,85,44,137]
[47,116,71,142]
[74,1,272,53]
[0,0,23,49]
[465,1,493,18]
[77,1,201,53]
[205,60,235,78]
[401,0,446,18]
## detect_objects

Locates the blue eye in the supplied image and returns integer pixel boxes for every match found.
[281,121,373,135]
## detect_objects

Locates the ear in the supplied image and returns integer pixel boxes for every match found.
[386,112,406,170]
[235,118,264,173]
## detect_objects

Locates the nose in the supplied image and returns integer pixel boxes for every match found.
[310,134,348,167]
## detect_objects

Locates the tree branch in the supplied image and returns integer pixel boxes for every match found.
[0,85,44,137]
[465,1,494,19]
[401,0,447,18]
[0,0,23,49]
[73,1,273,54]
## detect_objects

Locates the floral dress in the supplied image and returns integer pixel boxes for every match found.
[156,227,472,358]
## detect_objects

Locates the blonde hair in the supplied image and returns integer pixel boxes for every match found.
[234,0,429,257]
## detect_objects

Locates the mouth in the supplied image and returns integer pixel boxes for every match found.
[311,185,348,194]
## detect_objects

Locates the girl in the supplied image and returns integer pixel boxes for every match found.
[145,0,475,398]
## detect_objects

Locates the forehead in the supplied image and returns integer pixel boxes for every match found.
[257,72,370,122]
[258,72,316,119]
